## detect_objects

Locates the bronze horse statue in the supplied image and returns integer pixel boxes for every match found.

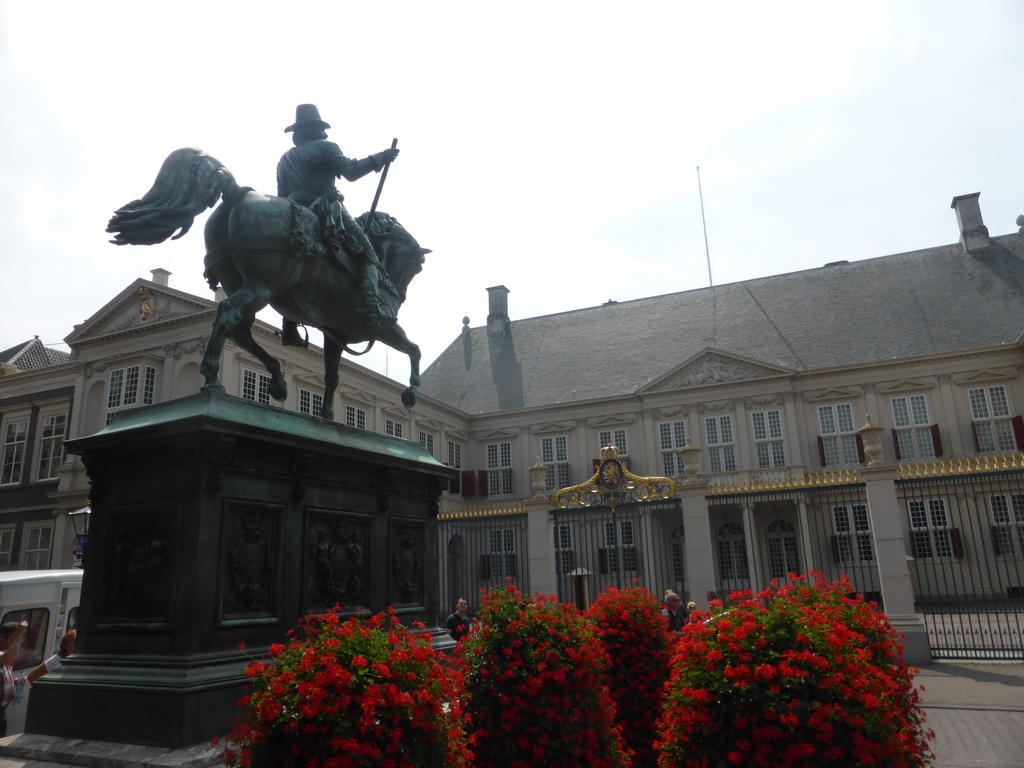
[106,148,430,418]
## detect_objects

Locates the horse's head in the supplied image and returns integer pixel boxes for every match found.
[359,212,430,294]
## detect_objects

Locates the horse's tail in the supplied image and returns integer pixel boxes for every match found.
[107,148,240,246]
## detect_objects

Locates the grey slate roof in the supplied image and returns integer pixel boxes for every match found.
[0,337,71,372]
[419,235,1024,414]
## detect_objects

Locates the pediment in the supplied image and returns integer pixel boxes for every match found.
[640,350,790,394]
[877,379,934,395]
[340,389,376,407]
[532,421,575,435]
[955,369,1017,386]
[586,414,635,428]
[380,404,411,419]
[474,428,519,441]
[66,280,215,345]
[414,417,447,433]
[804,387,862,403]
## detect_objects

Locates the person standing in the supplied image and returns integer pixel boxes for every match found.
[444,598,473,644]
[662,591,687,637]
[0,621,28,737]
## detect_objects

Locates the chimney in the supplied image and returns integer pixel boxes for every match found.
[950,193,990,251]
[150,268,172,286]
[486,285,510,339]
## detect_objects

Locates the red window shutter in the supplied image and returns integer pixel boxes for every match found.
[950,528,964,558]
[460,470,476,497]
[817,436,827,466]
[930,423,943,457]
[831,535,841,563]
[892,429,903,461]
[1012,415,1024,450]
[971,421,980,452]
[449,473,461,495]
[992,527,1005,556]
[480,554,491,579]
[477,469,489,497]
[598,548,609,574]
[855,433,866,464]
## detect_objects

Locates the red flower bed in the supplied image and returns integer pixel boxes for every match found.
[586,587,673,767]
[656,574,934,768]
[218,608,470,768]
[458,584,630,768]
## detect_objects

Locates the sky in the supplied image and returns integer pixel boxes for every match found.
[3,1,1024,385]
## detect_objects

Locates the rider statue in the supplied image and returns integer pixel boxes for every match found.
[276,104,400,347]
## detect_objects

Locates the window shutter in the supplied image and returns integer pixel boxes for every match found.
[817,436,827,466]
[971,421,980,452]
[950,528,964,558]
[477,469,489,497]
[461,470,476,497]
[892,430,902,462]
[447,473,461,495]
[509,556,518,577]
[909,535,918,559]
[855,433,866,464]
[930,423,943,457]
[992,527,1005,556]
[831,535,841,563]
[480,554,491,579]
[598,548,609,574]
[1012,415,1024,450]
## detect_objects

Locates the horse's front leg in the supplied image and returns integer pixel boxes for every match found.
[373,323,421,408]
[321,336,342,420]
[200,303,232,393]
[204,283,285,400]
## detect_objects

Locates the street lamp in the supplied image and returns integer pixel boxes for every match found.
[67,504,91,568]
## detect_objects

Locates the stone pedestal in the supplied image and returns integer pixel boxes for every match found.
[26,392,455,749]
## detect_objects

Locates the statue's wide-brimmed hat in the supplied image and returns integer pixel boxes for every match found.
[284,104,331,133]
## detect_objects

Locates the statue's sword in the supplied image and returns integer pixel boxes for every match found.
[368,138,398,218]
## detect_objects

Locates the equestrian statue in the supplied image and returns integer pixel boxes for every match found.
[106,104,430,418]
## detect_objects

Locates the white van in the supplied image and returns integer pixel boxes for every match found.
[0,570,82,734]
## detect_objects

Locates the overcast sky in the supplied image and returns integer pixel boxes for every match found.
[3,1,1023,384]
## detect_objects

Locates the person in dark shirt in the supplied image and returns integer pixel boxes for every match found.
[662,590,687,637]
[444,597,473,644]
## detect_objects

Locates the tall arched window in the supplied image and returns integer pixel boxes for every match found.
[717,522,749,593]
[766,518,800,580]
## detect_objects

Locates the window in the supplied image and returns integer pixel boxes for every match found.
[541,435,570,491]
[890,395,938,460]
[704,415,736,473]
[817,403,861,466]
[36,413,66,480]
[751,410,786,469]
[418,431,435,457]
[484,528,516,581]
[447,441,462,469]
[0,607,50,670]
[22,523,53,570]
[989,494,1024,556]
[659,421,688,476]
[766,519,800,580]
[671,526,686,583]
[486,441,513,496]
[832,505,873,562]
[968,386,1019,452]
[600,520,637,574]
[385,419,404,439]
[908,499,961,559]
[1,419,28,485]
[345,405,366,430]
[108,365,157,420]
[717,522,749,586]
[553,523,575,576]
[598,428,628,457]
[242,368,271,405]
[298,388,323,417]
[0,527,14,566]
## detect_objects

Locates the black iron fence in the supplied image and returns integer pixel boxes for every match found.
[436,510,530,624]
[550,499,683,610]
[898,470,1024,660]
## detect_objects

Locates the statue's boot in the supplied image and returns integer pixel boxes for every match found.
[281,318,307,348]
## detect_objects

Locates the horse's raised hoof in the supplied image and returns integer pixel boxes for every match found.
[401,386,419,408]
[269,377,288,402]
[201,382,226,394]
[320,406,334,420]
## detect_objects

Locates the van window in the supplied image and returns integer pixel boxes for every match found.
[1,608,50,670]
